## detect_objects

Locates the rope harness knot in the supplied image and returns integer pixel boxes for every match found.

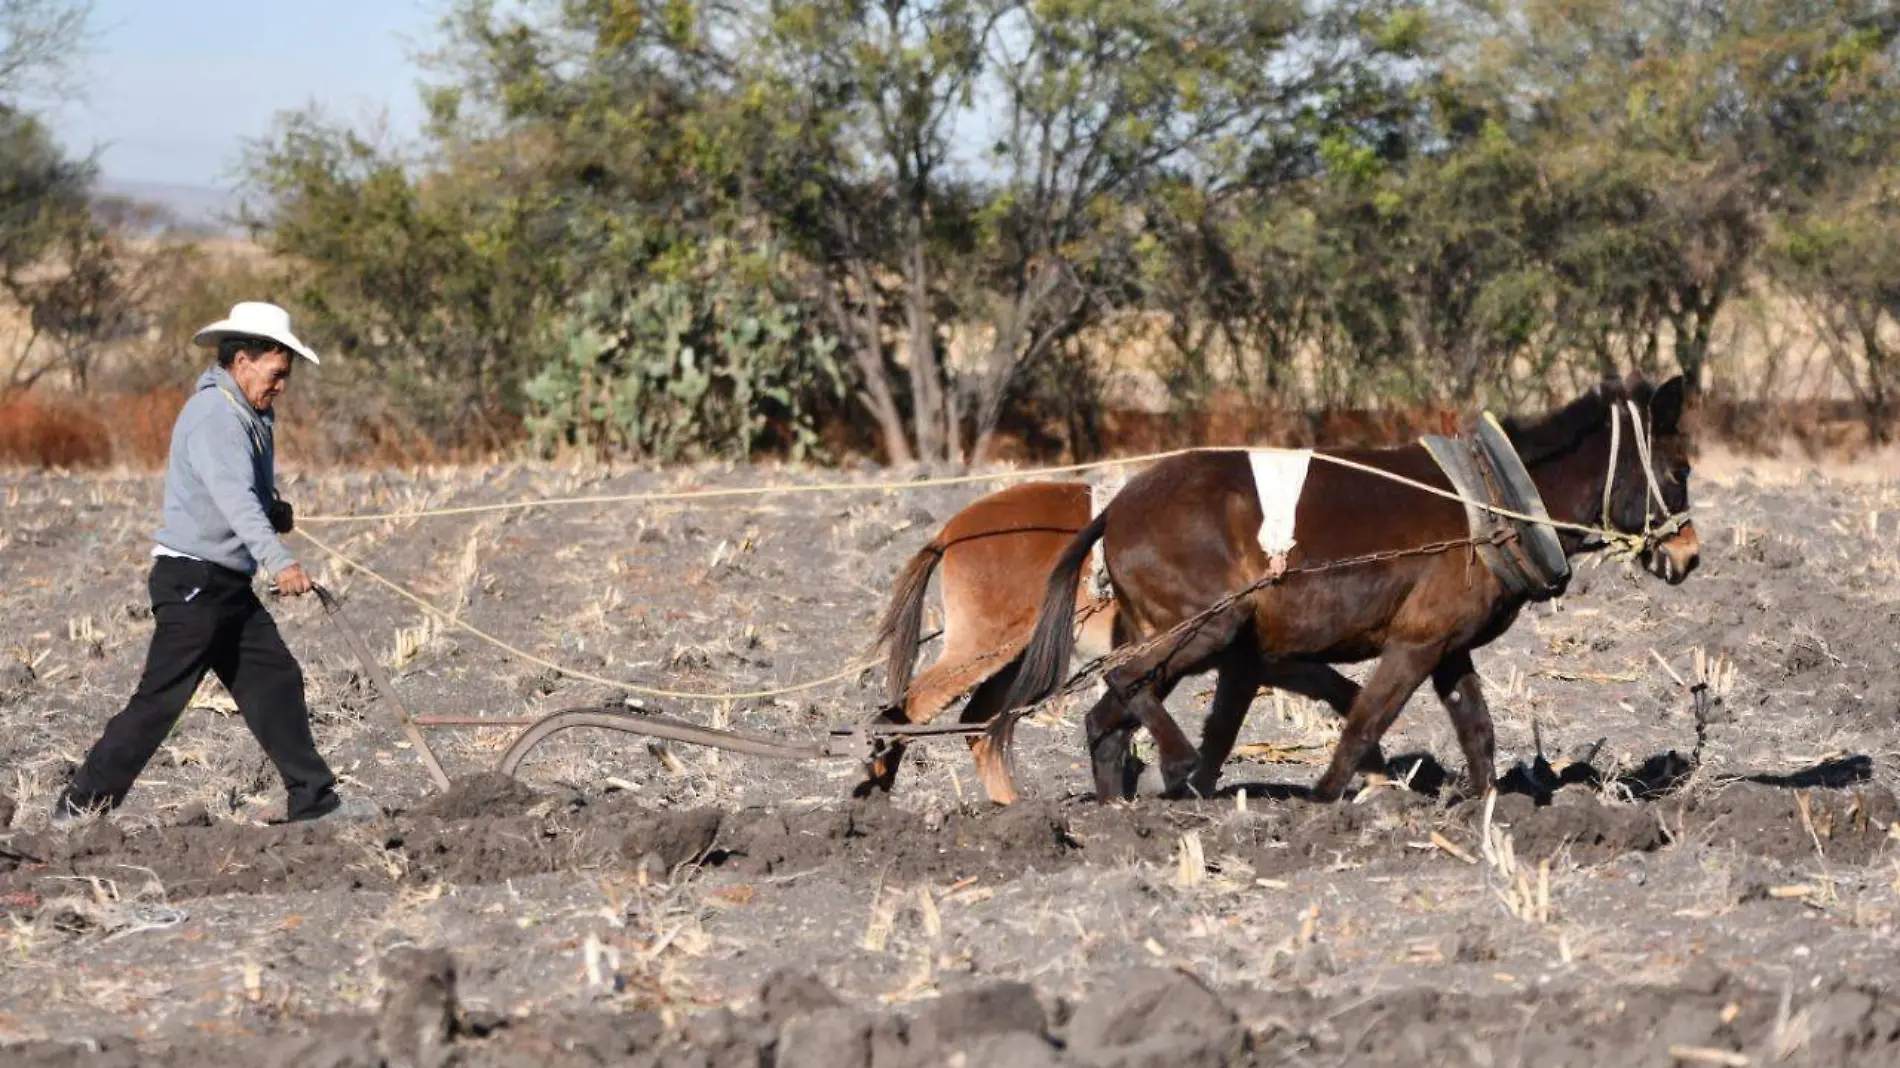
[1594,399,1692,563]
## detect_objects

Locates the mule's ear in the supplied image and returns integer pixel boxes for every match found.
[1651,374,1686,434]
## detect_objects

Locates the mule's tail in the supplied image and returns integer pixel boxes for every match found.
[990,512,1109,754]
[874,541,945,711]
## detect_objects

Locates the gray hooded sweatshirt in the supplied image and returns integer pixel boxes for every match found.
[151,366,298,577]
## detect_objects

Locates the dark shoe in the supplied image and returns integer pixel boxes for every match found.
[291,796,381,824]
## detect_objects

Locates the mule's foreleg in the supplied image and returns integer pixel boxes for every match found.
[1312,643,1442,802]
[1431,649,1496,797]
[1192,661,1386,797]
[1187,645,1264,798]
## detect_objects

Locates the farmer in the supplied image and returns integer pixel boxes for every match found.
[52,302,373,826]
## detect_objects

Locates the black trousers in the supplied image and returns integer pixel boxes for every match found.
[67,556,338,820]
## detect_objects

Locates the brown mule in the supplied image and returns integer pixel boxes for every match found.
[860,482,1398,804]
[858,482,1117,804]
[997,376,1702,803]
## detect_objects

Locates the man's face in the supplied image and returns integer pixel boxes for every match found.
[231,347,294,411]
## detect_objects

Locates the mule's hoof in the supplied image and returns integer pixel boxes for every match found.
[1309,774,1350,803]
[850,771,894,801]
[975,771,1023,807]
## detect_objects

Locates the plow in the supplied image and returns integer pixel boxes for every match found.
[311,581,999,793]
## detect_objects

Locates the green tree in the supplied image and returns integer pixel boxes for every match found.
[238,0,1900,462]
[2,103,96,387]
[2,0,94,303]
[959,0,1324,459]
[1458,0,1900,394]
[242,112,568,439]
[1773,166,1900,441]
[757,0,998,464]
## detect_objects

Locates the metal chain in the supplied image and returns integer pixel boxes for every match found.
[1014,528,1517,719]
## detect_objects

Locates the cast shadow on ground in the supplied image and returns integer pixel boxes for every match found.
[1208,686,1874,806]
[1209,750,1874,808]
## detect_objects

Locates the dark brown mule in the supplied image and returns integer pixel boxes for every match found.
[997,376,1702,803]
[861,481,1392,804]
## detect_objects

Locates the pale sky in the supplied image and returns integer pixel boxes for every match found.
[50,0,441,190]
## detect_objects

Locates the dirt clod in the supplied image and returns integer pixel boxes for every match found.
[0,661,33,705]
[759,970,846,1026]
[968,1032,1070,1068]
[1494,789,1671,861]
[907,981,1048,1052]
[777,1008,877,1068]
[411,773,544,821]
[1065,968,1244,1065]
[171,802,212,828]
[620,806,723,876]
[377,947,458,1068]
[512,670,560,699]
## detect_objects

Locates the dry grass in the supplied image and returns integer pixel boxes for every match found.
[3,451,1899,1058]
[0,392,115,468]
[0,387,514,472]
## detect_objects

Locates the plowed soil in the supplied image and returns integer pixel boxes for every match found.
[3,452,1899,1066]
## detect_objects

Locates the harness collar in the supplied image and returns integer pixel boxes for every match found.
[1422,422,1569,600]
[1421,397,1693,598]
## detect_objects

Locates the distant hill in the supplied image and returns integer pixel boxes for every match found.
[94,178,249,236]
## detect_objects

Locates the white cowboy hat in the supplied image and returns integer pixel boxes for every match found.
[192,301,320,365]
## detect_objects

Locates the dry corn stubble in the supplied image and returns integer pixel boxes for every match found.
[1,463,1899,1065]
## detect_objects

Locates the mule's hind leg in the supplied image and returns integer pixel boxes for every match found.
[1088,603,1252,801]
[853,660,971,799]
[860,668,1028,805]
[958,663,1026,805]
[852,705,913,800]
[1082,682,1145,801]
[1191,660,1387,797]
[1431,649,1497,797]
[1312,643,1443,802]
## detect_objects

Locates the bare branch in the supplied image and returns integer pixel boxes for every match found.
[0,0,93,103]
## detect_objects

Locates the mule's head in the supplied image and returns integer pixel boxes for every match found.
[1602,374,1699,584]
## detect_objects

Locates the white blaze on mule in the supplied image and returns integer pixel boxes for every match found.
[1091,448,1314,595]
[1245,448,1313,571]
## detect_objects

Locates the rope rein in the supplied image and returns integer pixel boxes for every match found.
[294,425,1679,552]
[296,447,1226,524]
[294,526,884,702]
